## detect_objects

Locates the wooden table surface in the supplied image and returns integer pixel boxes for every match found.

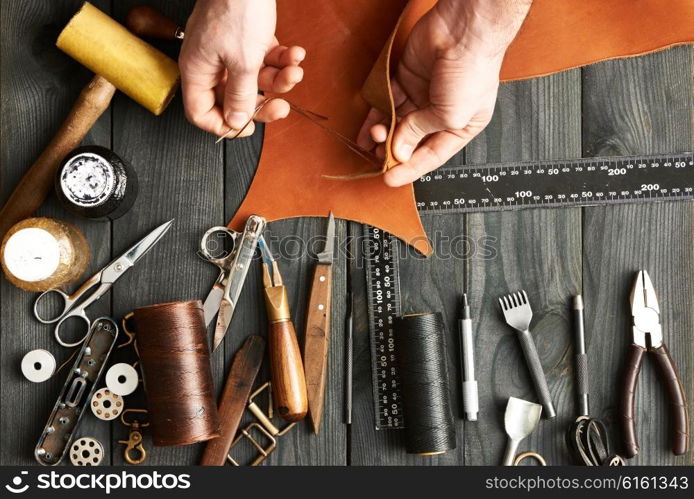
[1,0,692,466]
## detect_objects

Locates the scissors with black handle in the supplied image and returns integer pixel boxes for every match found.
[34,220,174,347]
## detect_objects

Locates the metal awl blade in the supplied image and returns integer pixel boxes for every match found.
[316,212,335,265]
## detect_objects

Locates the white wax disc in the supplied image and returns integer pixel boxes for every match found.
[21,349,56,383]
[3,228,61,282]
[105,363,139,396]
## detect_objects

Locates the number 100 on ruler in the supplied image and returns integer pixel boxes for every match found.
[364,226,404,429]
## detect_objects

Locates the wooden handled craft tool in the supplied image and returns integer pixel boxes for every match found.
[200,335,266,466]
[303,213,335,433]
[125,5,184,41]
[258,236,308,422]
[0,2,179,240]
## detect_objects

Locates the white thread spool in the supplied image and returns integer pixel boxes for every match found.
[21,349,56,383]
[1,218,90,292]
[105,363,139,396]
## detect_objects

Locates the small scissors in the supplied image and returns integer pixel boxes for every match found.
[34,220,174,347]
[199,215,266,350]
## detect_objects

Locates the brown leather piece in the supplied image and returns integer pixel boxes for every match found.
[230,0,694,255]
[229,0,433,255]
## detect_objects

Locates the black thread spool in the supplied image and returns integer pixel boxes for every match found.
[395,313,457,455]
[55,145,138,220]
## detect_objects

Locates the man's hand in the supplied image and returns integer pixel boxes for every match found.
[179,0,305,137]
[358,0,532,186]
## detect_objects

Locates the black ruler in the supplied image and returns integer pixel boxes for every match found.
[364,225,404,429]
[414,152,694,214]
[365,152,693,430]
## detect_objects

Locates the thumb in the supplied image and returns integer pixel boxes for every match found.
[223,66,259,129]
[392,107,444,163]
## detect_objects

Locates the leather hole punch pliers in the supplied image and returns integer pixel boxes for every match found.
[621,270,689,458]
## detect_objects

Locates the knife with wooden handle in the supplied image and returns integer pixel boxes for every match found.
[304,261,333,433]
[303,213,335,434]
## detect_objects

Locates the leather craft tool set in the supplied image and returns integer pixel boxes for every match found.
[1,1,693,468]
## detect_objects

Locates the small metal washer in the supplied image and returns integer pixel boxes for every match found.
[70,437,104,466]
[90,387,124,421]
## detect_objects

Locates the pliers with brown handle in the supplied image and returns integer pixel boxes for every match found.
[622,270,689,458]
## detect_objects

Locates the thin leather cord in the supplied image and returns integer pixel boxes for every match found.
[216,97,383,169]
[566,416,625,466]
[395,313,456,455]
[133,300,220,447]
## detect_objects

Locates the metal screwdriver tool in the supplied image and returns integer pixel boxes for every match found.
[572,295,589,417]
[459,294,479,421]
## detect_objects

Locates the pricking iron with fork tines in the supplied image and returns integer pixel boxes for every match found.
[199,215,267,350]
[227,382,296,466]
[499,290,556,419]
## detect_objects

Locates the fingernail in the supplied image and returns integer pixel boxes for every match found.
[227,112,249,129]
[397,143,414,161]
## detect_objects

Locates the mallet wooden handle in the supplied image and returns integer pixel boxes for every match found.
[0,75,115,239]
[125,6,183,41]
[269,319,308,422]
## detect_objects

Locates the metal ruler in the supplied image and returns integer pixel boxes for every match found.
[414,152,694,214]
[365,152,694,429]
[364,225,404,429]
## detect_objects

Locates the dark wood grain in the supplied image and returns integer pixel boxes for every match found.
[581,46,694,465]
[109,0,219,467]
[0,0,113,466]
[464,70,583,466]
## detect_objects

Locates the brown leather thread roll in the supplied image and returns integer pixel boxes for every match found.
[133,300,220,446]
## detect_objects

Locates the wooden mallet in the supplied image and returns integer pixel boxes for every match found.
[0,2,179,239]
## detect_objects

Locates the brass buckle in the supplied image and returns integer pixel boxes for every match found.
[227,382,295,466]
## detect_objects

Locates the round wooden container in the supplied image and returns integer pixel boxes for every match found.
[1,217,90,292]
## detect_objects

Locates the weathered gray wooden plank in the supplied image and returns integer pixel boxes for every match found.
[464,70,583,466]
[581,46,694,465]
[109,0,222,467]
[0,0,112,466]
[224,110,349,463]
[216,211,350,465]
[350,187,468,465]
[350,71,582,465]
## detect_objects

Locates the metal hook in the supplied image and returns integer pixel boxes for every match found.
[119,409,149,465]
[119,429,147,465]
[118,313,136,349]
